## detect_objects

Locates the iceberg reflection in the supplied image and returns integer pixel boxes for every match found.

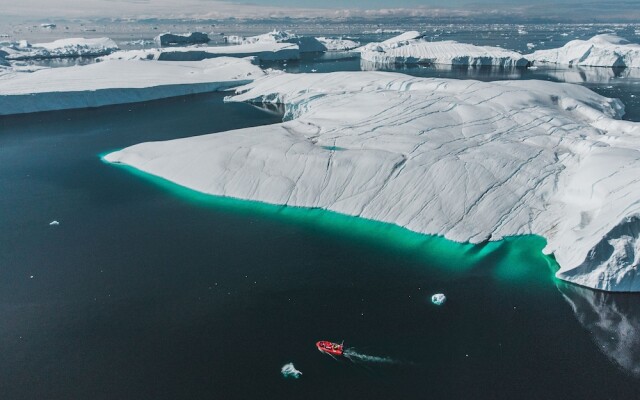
[558,283,640,376]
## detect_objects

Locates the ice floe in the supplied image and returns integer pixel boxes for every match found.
[358,31,529,67]
[1,38,119,60]
[98,42,299,62]
[0,58,263,115]
[530,34,640,68]
[281,363,302,378]
[105,71,640,292]
[431,294,446,305]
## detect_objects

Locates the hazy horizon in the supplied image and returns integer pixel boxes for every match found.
[2,0,639,23]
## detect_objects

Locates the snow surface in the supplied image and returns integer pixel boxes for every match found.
[224,30,359,52]
[0,58,263,115]
[155,32,210,46]
[1,37,119,60]
[105,71,640,292]
[98,42,299,62]
[530,34,640,68]
[358,31,529,67]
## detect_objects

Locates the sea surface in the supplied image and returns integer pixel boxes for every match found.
[1,22,640,399]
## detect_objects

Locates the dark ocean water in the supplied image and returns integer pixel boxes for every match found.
[2,25,640,399]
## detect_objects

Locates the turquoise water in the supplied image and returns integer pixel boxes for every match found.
[2,25,640,399]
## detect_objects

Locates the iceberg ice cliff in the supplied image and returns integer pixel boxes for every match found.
[224,30,359,52]
[99,42,300,62]
[358,31,529,67]
[1,37,119,60]
[530,34,640,68]
[105,71,640,292]
[154,32,210,46]
[0,58,263,115]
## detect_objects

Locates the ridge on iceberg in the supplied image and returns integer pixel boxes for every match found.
[224,30,359,53]
[529,34,640,68]
[99,42,299,62]
[0,57,263,115]
[154,32,210,46]
[105,71,640,292]
[1,37,119,60]
[358,31,529,67]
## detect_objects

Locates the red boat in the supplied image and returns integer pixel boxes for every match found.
[316,341,344,357]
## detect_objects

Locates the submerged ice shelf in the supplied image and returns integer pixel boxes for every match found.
[105,71,640,292]
[0,58,263,115]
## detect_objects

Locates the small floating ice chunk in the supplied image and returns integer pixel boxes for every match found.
[281,363,302,379]
[49,220,60,226]
[431,293,446,305]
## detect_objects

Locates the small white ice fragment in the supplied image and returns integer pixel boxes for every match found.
[49,220,59,226]
[281,363,302,379]
[431,293,446,305]
[29,275,34,279]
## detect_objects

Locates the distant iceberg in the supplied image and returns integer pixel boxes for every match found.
[358,31,529,67]
[224,30,359,53]
[0,58,263,115]
[1,37,119,60]
[99,42,300,62]
[529,34,640,68]
[105,71,640,292]
[154,32,210,46]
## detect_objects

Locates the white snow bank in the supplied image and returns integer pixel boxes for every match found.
[0,57,263,115]
[99,42,299,62]
[105,71,640,292]
[1,37,119,60]
[530,34,640,68]
[358,31,529,67]
[155,32,210,46]
[224,30,359,52]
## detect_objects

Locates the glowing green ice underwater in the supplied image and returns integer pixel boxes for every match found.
[101,152,560,285]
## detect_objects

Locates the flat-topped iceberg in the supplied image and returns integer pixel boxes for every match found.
[99,42,299,62]
[105,71,640,292]
[154,32,210,46]
[0,58,262,115]
[359,31,529,67]
[224,30,359,53]
[1,37,119,60]
[529,34,640,68]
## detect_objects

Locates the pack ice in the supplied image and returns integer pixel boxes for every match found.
[358,31,529,67]
[0,58,263,115]
[105,71,640,292]
[530,34,640,68]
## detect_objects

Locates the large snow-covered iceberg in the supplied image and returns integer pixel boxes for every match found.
[105,71,640,292]
[530,34,640,68]
[358,31,529,67]
[224,30,359,53]
[99,42,299,62]
[0,57,262,115]
[1,37,119,60]
[154,32,210,46]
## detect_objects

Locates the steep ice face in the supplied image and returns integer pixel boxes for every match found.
[154,32,210,46]
[0,58,263,115]
[105,71,640,292]
[530,34,640,68]
[224,30,359,52]
[1,38,119,60]
[357,31,529,67]
[98,42,300,62]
